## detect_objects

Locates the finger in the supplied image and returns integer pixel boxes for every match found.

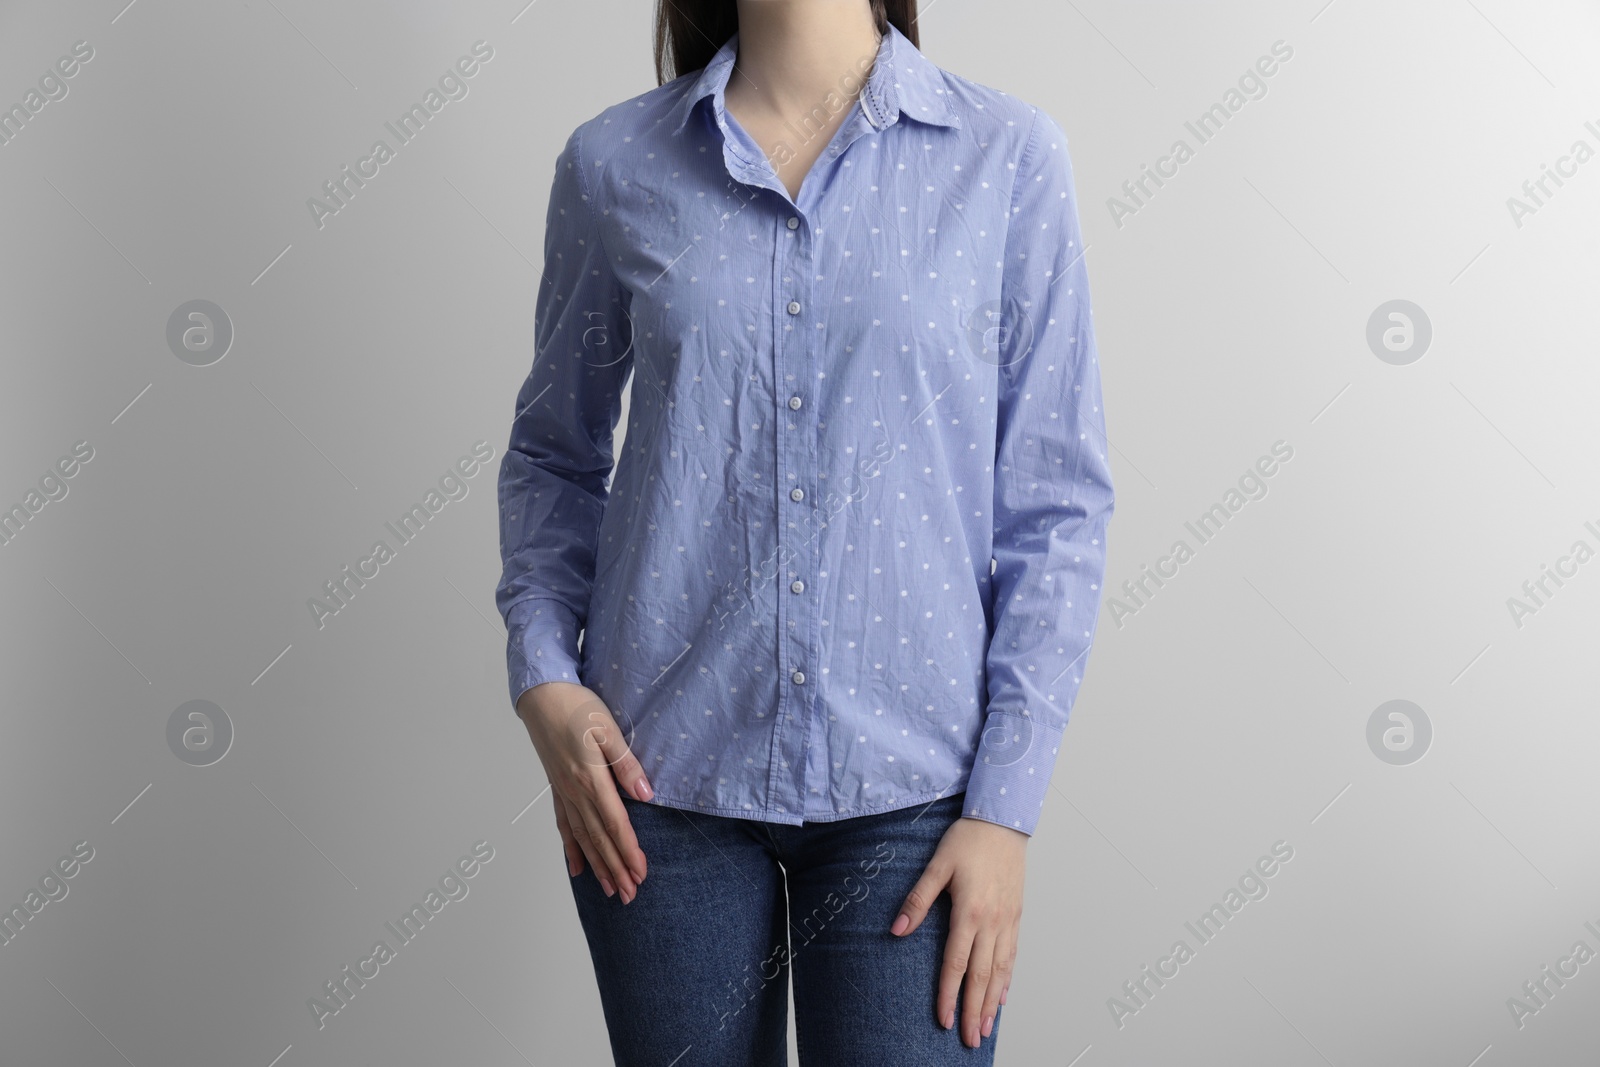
[585,707,651,885]
[552,791,585,877]
[937,911,975,1032]
[962,923,997,1047]
[575,795,634,901]
[892,859,950,937]
[573,785,639,902]
[607,744,654,803]
[979,920,1015,1041]
[560,791,616,897]
[589,765,647,887]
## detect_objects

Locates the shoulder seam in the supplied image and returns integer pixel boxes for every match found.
[568,121,628,305]
[1009,106,1045,213]
[1002,105,1044,256]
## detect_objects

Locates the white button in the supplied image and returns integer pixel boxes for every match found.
[787,217,800,230]
[790,580,805,594]
[788,395,803,410]
[791,670,806,685]
[787,301,801,315]
[790,488,804,502]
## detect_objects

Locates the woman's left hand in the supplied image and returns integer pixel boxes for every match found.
[891,815,1028,1048]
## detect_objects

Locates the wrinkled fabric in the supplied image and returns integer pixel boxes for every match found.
[496,23,1113,836]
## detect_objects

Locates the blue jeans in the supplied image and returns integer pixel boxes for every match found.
[567,788,1003,1066]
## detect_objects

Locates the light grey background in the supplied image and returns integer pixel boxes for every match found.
[2,0,1597,1064]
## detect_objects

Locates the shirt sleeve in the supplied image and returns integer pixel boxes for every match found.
[495,122,634,712]
[961,106,1115,836]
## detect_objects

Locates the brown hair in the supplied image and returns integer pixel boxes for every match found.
[653,0,920,85]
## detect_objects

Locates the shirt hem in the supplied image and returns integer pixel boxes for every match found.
[629,784,970,827]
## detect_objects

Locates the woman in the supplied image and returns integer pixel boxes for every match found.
[495,1,1114,1062]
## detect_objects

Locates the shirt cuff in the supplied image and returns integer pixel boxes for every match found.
[505,598,584,711]
[960,711,1066,837]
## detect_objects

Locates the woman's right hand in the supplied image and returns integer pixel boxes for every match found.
[516,681,653,903]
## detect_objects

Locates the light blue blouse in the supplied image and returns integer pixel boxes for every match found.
[496,23,1113,836]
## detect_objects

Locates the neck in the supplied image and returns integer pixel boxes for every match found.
[730,0,882,117]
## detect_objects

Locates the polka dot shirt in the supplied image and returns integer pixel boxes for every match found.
[495,23,1113,837]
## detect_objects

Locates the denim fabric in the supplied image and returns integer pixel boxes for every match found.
[567,789,1001,1066]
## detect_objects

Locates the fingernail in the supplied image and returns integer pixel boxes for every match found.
[982,1014,994,1037]
[635,776,654,801]
[1000,985,1009,1005]
[599,876,615,897]
[942,1009,954,1029]
[890,913,909,936]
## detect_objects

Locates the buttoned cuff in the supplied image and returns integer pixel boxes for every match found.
[505,598,584,711]
[960,711,1066,837]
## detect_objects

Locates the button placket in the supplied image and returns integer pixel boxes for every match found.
[775,206,819,808]
[765,112,873,816]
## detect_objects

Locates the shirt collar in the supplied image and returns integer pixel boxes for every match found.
[668,21,960,137]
